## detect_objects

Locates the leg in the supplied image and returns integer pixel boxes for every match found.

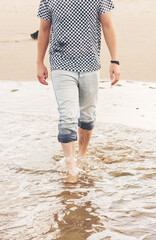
[61,140,76,168]
[61,141,78,183]
[78,70,99,157]
[51,69,79,183]
[61,141,76,159]
[78,128,92,156]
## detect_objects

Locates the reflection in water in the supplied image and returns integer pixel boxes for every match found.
[0,112,156,239]
[53,185,103,240]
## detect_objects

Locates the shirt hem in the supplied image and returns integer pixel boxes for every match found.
[50,65,101,73]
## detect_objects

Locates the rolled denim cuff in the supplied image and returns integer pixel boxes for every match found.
[58,132,77,143]
[78,119,95,130]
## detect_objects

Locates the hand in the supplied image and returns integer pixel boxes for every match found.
[37,63,48,85]
[109,63,120,86]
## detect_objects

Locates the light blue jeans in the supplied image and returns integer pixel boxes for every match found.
[51,69,99,143]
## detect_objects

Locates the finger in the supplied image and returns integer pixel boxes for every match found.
[42,78,48,85]
[111,77,119,85]
[111,76,119,85]
[111,72,120,85]
[111,79,119,85]
[40,79,48,85]
[37,75,48,85]
[41,76,48,85]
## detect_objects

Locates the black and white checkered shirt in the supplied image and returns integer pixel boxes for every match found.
[37,0,115,72]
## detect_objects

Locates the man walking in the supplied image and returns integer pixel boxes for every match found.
[37,0,120,183]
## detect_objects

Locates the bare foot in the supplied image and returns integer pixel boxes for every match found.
[77,153,87,161]
[64,157,79,183]
[64,173,78,184]
[77,154,88,169]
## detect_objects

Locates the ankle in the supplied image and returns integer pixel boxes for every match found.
[65,156,76,163]
[78,152,86,157]
[65,157,78,176]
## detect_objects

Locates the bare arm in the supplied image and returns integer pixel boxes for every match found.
[99,11,120,85]
[37,19,51,85]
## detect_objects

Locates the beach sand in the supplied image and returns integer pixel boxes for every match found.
[0,0,156,82]
[1,79,156,130]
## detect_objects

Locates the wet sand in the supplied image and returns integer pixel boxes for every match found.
[0,0,156,82]
[0,79,156,239]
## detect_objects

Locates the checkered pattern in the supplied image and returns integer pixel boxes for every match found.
[37,0,115,72]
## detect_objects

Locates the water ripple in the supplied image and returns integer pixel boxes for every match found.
[0,112,156,239]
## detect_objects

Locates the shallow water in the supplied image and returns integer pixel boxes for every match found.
[0,110,156,239]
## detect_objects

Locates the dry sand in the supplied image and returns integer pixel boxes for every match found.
[0,0,156,82]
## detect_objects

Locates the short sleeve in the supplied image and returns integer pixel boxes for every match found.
[37,0,52,21]
[98,0,115,15]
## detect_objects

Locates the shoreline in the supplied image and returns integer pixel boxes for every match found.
[1,79,156,131]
